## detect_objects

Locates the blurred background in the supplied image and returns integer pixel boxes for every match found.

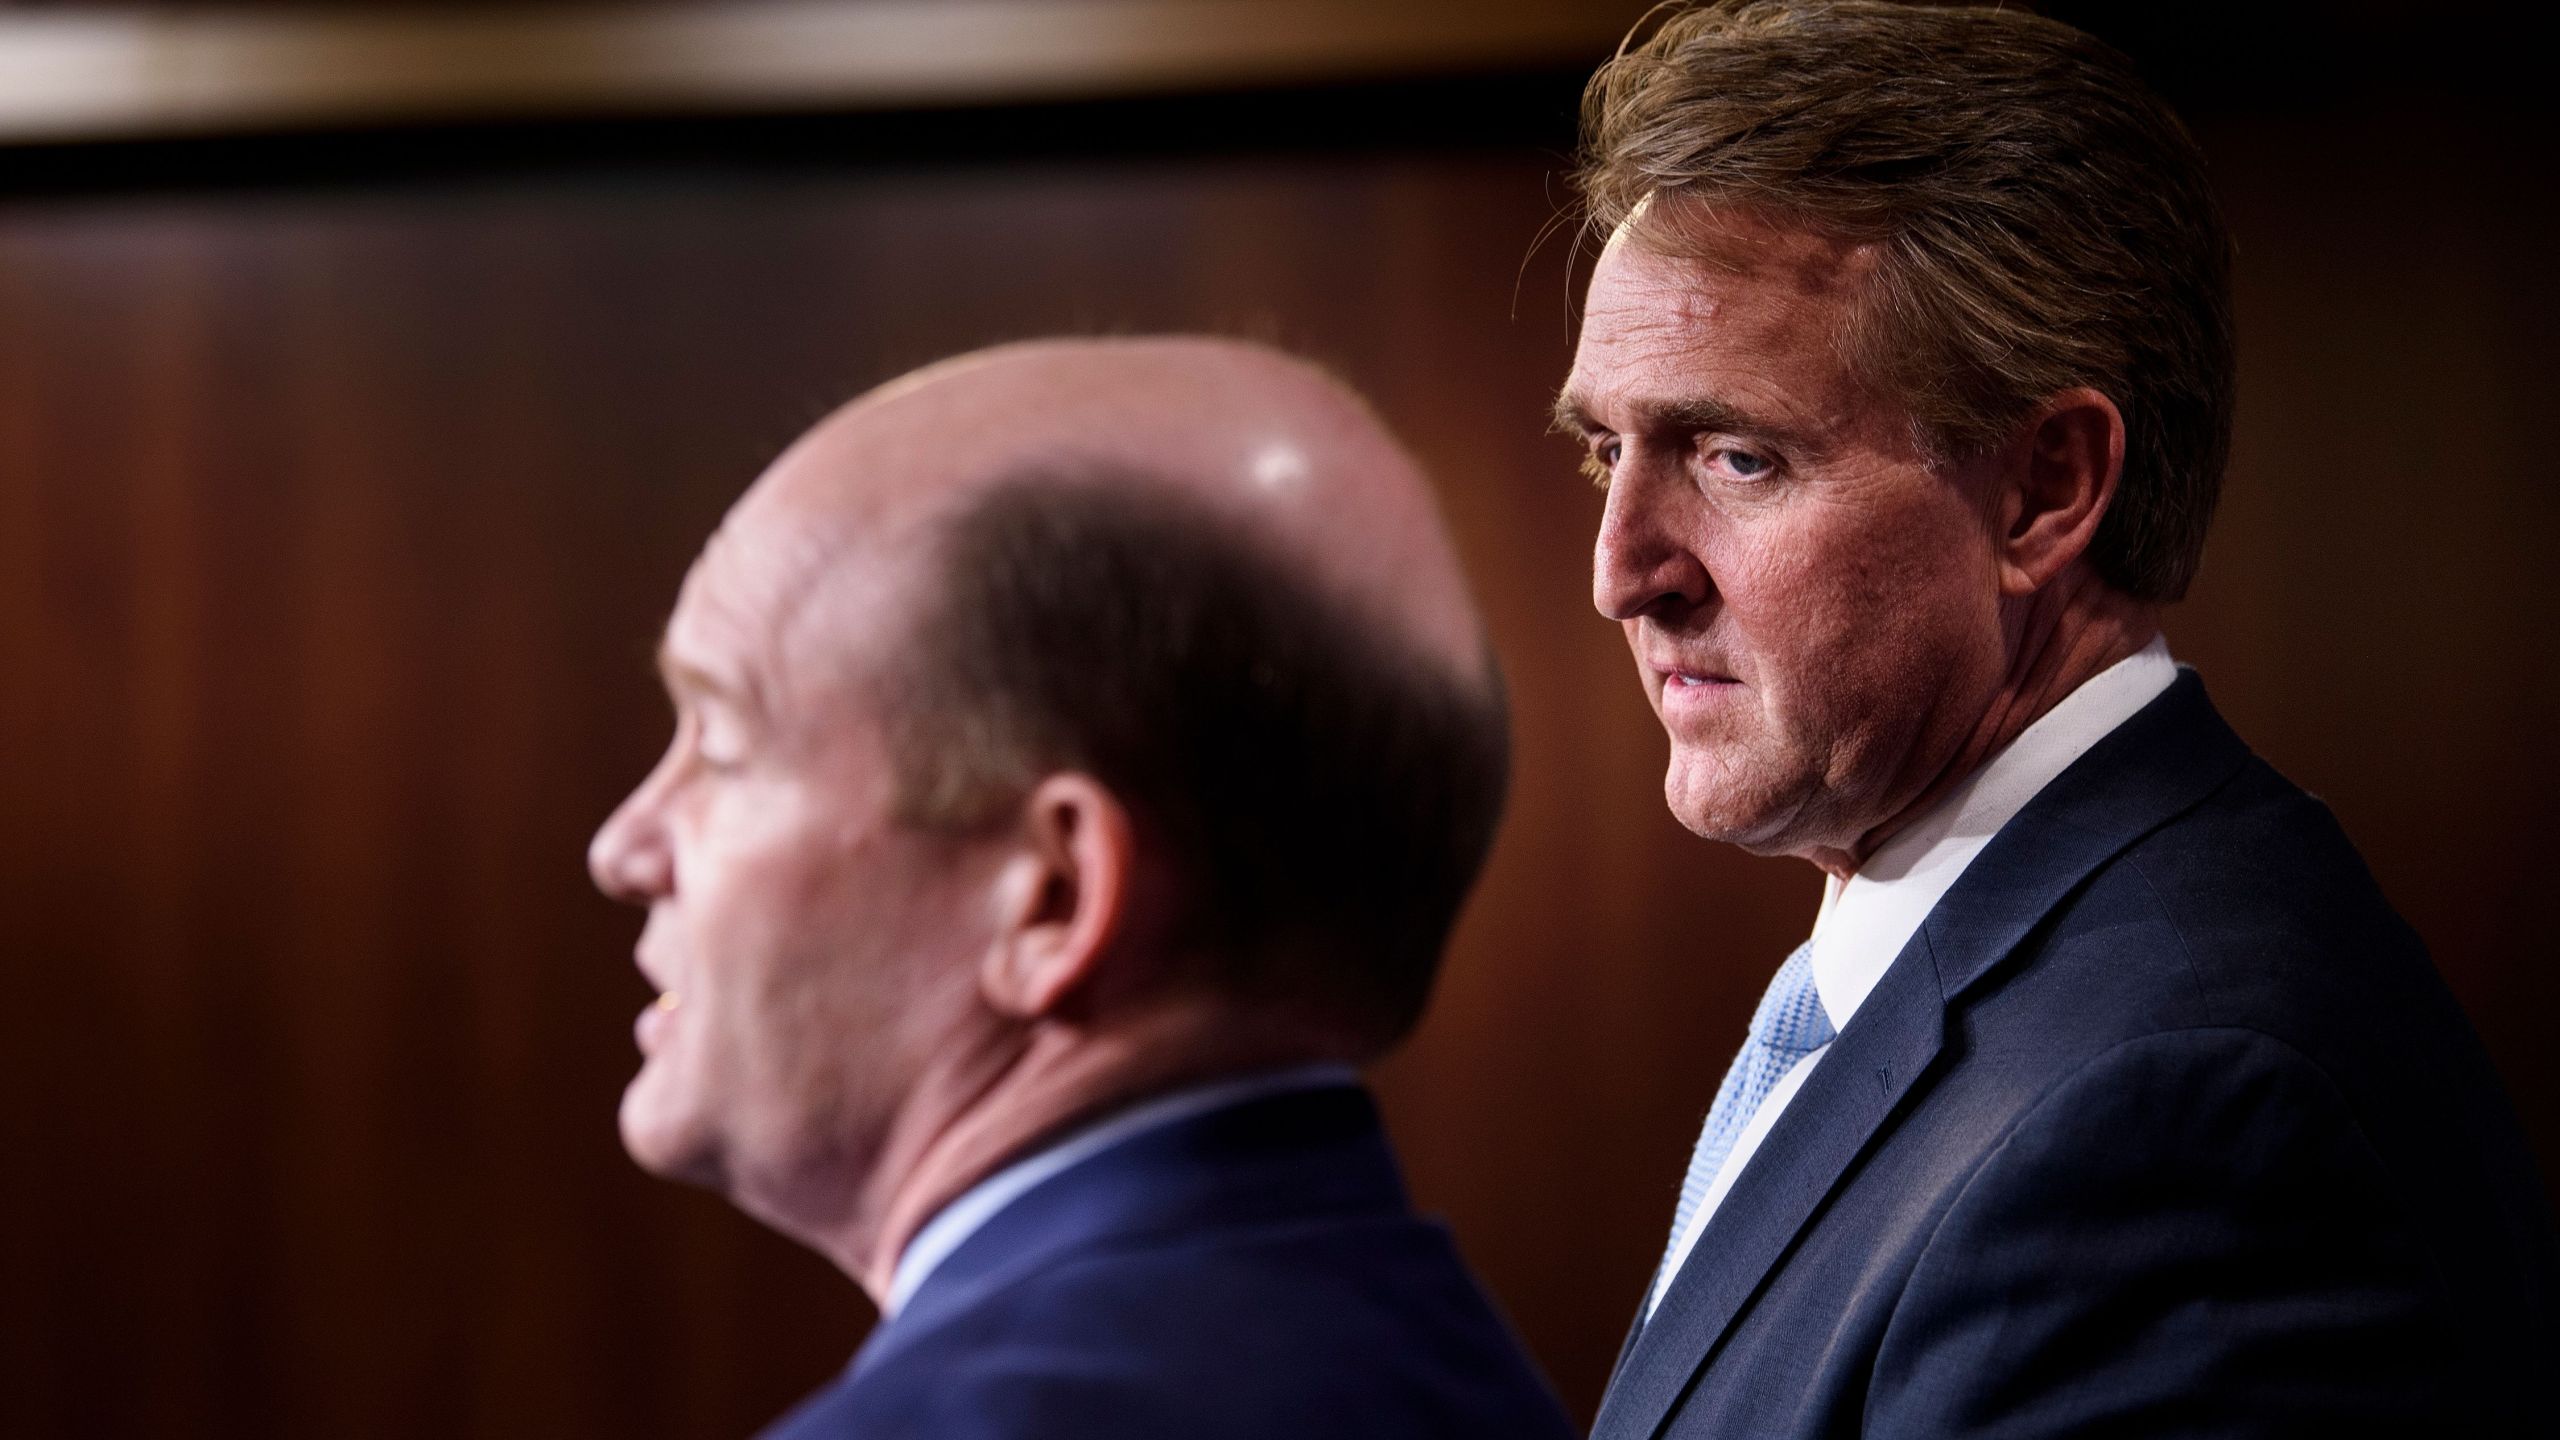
[2,0,2554,1433]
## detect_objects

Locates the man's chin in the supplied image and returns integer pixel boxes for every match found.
[1662,755,1805,854]
[618,1075,725,1188]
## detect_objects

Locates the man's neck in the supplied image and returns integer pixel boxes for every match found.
[825,1000,1353,1305]
[1808,567,2161,879]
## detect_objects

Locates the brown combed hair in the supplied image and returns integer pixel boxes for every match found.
[1577,0,2236,601]
[881,472,1511,1056]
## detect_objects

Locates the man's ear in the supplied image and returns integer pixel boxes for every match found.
[980,773,1135,1022]
[1992,387,2125,597]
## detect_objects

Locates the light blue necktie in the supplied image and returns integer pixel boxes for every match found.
[1649,939,1834,1312]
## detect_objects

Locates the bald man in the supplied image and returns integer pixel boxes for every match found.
[587,337,1576,1439]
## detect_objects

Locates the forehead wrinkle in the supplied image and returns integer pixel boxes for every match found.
[1587,281,1723,344]
[1610,213,1887,369]
[1628,193,1884,285]
[1581,254,1893,461]
[660,500,853,727]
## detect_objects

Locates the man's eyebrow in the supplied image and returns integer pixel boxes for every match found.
[1555,390,1813,450]
[1549,390,1595,436]
[1643,395,1766,438]
[654,640,736,703]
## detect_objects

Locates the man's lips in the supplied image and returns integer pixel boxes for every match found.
[1649,658,1739,689]
[633,945,679,1052]
[635,989,680,1053]
[1651,662,1742,720]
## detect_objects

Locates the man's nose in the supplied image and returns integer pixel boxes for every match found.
[588,786,672,904]
[1593,479,1710,621]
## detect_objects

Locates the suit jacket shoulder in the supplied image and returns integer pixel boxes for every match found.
[767,1086,1576,1440]
[1602,673,2560,1440]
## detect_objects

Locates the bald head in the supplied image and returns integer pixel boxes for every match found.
[696,336,1507,1053]
[736,335,1489,689]
[592,335,1507,1277]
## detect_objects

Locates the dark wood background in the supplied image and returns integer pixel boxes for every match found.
[4,13,2555,1437]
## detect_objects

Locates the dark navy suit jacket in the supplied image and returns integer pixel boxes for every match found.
[1596,673,2560,1439]
[762,1084,1575,1439]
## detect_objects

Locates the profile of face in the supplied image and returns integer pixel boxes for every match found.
[1561,207,2010,858]
[585,490,994,1227]
[586,334,1490,1243]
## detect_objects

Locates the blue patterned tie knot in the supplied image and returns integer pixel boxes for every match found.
[1747,939,1835,1054]
[1649,939,1834,1314]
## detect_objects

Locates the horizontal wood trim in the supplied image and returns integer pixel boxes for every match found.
[0,0,1647,144]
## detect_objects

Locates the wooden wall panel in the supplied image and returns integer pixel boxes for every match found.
[2171,108,2560,1199]
[1,112,2553,1435]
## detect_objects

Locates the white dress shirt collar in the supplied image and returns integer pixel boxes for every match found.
[881,1062,1361,1317]
[1809,635,2179,1032]
[1645,638,2176,1320]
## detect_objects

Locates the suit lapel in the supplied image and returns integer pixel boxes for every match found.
[1590,950,1944,1440]
[1591,674,2252,1440]
[1599,1287,1650,1400]
[1914,671,2247,999]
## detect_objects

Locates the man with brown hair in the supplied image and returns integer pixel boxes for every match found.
[1554,3,2558,1435]
[588,336,1574,1438]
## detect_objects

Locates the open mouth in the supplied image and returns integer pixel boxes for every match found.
[636,989,680,1052]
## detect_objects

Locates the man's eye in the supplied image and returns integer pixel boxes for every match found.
[1711,445,1774,479]
[1582,438,1621,490]
[680,709,748,773]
